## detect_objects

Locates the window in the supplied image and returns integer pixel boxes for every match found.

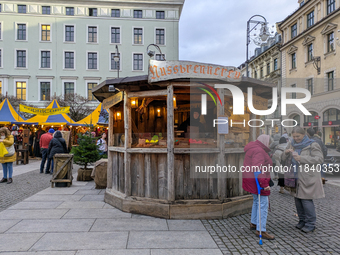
[274,58,278,70]
[66,7,74,16]
[111,27,120,43]
[65,26,74,42]
[134,10,142,18]
[17,50,26,68]
[0,23,2,40]
[18,5,26,13]
[89,8,97,16]
[0,50,2,67]
[327,71,334,91]
[134,28,143,44]
[111,53,120,70]
[88,83,97,101]
[291,53,296,69]
[0,4,2,12]
[291,84,296,99]
[133,54,143,70]
[324,108,340,121]
[327,32,334,52]
[156,29,165,45]
[260,67,263,78]
[0,81,2,94]
[307,44,313,62]
[41,51,50,68]
[64,82,74,97]
[307,78,313,95]
[300,1,305,6]
[307,11,314,28]
[65,52,74,69]
[254,71,257,79]
[16,82,26,100]
[17,24,26,40]
[40,82,50,101]
[156,11,165,19]
[88,52,97,69]
[42,6,50,14]
[111,9,120,17]
[327,0,335,15]
[155,54,165,61]
[41,25,50,41]
[291,23,297,39]
[88,26,97,43]
[266,63,270,75]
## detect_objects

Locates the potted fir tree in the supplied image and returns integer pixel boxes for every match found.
[71,133,101,181]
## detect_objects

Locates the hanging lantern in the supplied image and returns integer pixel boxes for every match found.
[173,96,177,108]
[131,98,138,108]
[156,108,161,117]
[116,111,122,121]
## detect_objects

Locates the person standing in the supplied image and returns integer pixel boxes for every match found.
[48,131,67,174]
[39,129,55,174]
[0,127,16,184]
[97,132,108,156]
[28,130,35,157]
[34,128,45,158]
[282,127,324,233]
[242,134,274,240]
[272,137,288,194]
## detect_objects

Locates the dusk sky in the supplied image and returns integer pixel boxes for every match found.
[179,0,298,67]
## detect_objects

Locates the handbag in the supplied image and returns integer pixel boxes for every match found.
[5,144,15,157]
[283,152,296,187]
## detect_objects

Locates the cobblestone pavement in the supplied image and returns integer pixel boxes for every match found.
[203,183,340,255]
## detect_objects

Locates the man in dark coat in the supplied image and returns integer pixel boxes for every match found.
[48,131,67,174]
[33,128,45,158]
[178,108,205,137]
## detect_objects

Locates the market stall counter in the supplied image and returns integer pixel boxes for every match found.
[92,60,275,219]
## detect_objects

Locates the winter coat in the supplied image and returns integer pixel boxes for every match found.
[48,131,67,159]
[269,134,281,150]
[271,143,287,173]
[0,135,16,163]
[282,141,325,200]
[242,140,272,196]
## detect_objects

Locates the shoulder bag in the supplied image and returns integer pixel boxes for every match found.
[5,144,15,157]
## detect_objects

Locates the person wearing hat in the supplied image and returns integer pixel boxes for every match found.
[178,108,205,138]
[39,128,55,174]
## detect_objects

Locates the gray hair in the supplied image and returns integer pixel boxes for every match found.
[291,126,305,135]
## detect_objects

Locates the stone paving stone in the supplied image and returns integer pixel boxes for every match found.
[128,231,218,249]
[37,187,80,195]
[151,249,223,255]
[0,251,76,255]
[30,232,128,251]
[167,220,206,231]
[0,209,69,219]
[76,250,150,255]
[0,220,20,233]
[7,219,95,233]
[91,218,168,231]
[8,201,63,210]
[74,189,102,195]
[62,208,132,219]
[57,201,105,209]
[80,195,105,201]
[0,233,44,252]
[24,194,84,202]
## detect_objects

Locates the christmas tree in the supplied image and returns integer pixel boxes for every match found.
[71,133,101,170]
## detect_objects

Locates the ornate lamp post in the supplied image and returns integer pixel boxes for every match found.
[113,45,120,78]
[146,44,166,60]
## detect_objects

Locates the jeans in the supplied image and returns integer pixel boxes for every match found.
[2,162,14,179]
[295,197,316,229]
[40,149,51,173]
[51,159,54,174]
[251,194,269,232]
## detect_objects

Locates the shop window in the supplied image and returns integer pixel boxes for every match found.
[323,108,340,121]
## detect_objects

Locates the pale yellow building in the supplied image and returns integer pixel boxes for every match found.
[278,0,340,148]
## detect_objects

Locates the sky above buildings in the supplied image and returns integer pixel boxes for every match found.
[179,0,298,67]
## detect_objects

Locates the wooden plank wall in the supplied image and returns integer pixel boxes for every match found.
[111,152,125,194]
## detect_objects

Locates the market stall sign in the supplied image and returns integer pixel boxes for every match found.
[19,104,70,116]
[103,92,123,109]
[148,60,241,83]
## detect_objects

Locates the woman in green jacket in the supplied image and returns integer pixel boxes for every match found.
[0,127,16,184]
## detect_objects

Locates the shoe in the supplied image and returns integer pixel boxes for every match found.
[40,171,43,173]
[0,178,8,183]
[45,171,50,174]
[50,172,53,175]
[279,187,285,194]
[301,226,315,233]
[250,223,256,230]
[7,178,13,184]
[295,221,305,229]
[256,231,275,240]
[322,178,327,185]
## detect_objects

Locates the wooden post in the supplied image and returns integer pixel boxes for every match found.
[167,85,175,201]
[217,88,226,200]
[124,91,132,196]
[109,108,114,146]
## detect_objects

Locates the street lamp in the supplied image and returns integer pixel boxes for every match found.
[246,15,270,77]
[113,45,120,78]
[146,44,166,60]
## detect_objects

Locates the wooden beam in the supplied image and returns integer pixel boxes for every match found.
[124,90,131,196]
[128,90,167,98]
[167,85,175,202]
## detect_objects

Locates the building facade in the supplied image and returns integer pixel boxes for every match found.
[279,0,340,148]
[0,0,184,106]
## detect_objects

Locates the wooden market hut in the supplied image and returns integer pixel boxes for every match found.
[92,60,275,219]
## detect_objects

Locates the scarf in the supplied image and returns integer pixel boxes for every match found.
[291,135,314,177]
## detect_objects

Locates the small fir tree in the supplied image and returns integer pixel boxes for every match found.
[71,133,101,170]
